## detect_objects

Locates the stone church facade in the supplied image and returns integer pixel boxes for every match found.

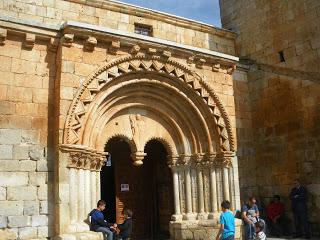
[0,0,319,240]
[0,1,242,239]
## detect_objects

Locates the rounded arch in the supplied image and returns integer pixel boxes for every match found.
[63,55,236,156]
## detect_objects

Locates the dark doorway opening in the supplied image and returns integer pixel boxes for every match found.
[101,137,174,240]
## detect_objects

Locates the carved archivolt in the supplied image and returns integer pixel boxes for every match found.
[63,55,235,153]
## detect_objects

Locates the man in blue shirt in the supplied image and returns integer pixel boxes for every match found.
[216,200,235,240]
[89,200,116,240]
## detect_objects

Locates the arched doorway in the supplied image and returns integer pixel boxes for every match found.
[101,137,173,240]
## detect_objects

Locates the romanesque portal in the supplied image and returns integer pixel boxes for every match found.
[58,55,241,239]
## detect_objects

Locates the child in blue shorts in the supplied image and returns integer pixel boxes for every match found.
[216,200,235,240]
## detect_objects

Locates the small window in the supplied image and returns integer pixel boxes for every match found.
[134,23,153,36]
[278,51,285,62]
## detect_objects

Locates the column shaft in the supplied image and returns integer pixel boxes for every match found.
[84,169,91,215]
[223,167,230,201]
[210,168,218,213]
[91,171,97,208]
[78,168,85,221]
[172,169,181,215]
[185,169,192,214]
[69,168,78,223]
[197,168,204,213]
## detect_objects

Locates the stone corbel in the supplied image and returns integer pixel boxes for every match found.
[24,33,35,49]
[187,55,195,66]
[227,65,236,75]
[49,37,59,52]
[212,63,221,72]
[130,44,140,55]
[85,36,97,51]
[131,151,146,166]
[61,33,74,47]
[108,40,120,55]
[195,58,206,69]
[147,48,157,55]
[0,28,7,45]
[162,50,172,59]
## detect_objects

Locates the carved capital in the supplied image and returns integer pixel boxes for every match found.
[167,154,180,167]
[131,151,146,166]
[60,144,108,171]
[25,33,35,49]
[0,28,7,45]
[214,151,234,168]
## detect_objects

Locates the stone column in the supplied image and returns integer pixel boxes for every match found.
[78,168,85,221]
[69,168,78,223]
[96,171,101,202]
[172,167,182,221]
[84,169,91,215]
[208,167,218,218]
[223,167,230,202]
[184,168,193,219]
[232,156,241,210]
[91,171,97,208]
[228,167,234,210]
[197,168,205,218]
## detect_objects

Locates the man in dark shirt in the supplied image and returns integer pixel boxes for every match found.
[90,200,116,240]
[116,208,133,240]
[290,179,310,238]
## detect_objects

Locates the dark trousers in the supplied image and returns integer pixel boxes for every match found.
[293,210,309,236]
[267,215,291,236]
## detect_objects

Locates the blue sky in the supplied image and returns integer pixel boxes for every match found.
[115,0,222,27]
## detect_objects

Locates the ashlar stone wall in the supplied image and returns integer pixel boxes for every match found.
[0,34,56,238]
[220,0,320,234]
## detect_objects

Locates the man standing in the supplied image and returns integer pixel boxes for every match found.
[90,200,116,240]
[290,179,310,238]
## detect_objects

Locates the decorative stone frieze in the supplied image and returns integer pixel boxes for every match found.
[59,144,108,171]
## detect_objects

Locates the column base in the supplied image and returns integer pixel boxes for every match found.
[171,214,183,221]
[169,219,243,240]
[183,213,197,220]
[54,231,103,240]
[208,212,220,219]
[197,212,208,220]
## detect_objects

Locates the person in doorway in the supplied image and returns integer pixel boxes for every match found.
[290,179,310,238]
[90,200,117,240]
[254,221,267,240]
[216,200,235,240]
[266,195,286,236]
[115,208,133,240]
[242,197,265,240]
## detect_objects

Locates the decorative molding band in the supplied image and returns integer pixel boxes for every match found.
[60,144,108,171]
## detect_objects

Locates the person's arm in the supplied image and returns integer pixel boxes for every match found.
[216,223,224,240]
[242,211,252,224]
[118,220,129,232]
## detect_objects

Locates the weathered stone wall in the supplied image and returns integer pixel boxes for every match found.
[0,0,235,55]
[0,35,55,238]
[221,0,320,234]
